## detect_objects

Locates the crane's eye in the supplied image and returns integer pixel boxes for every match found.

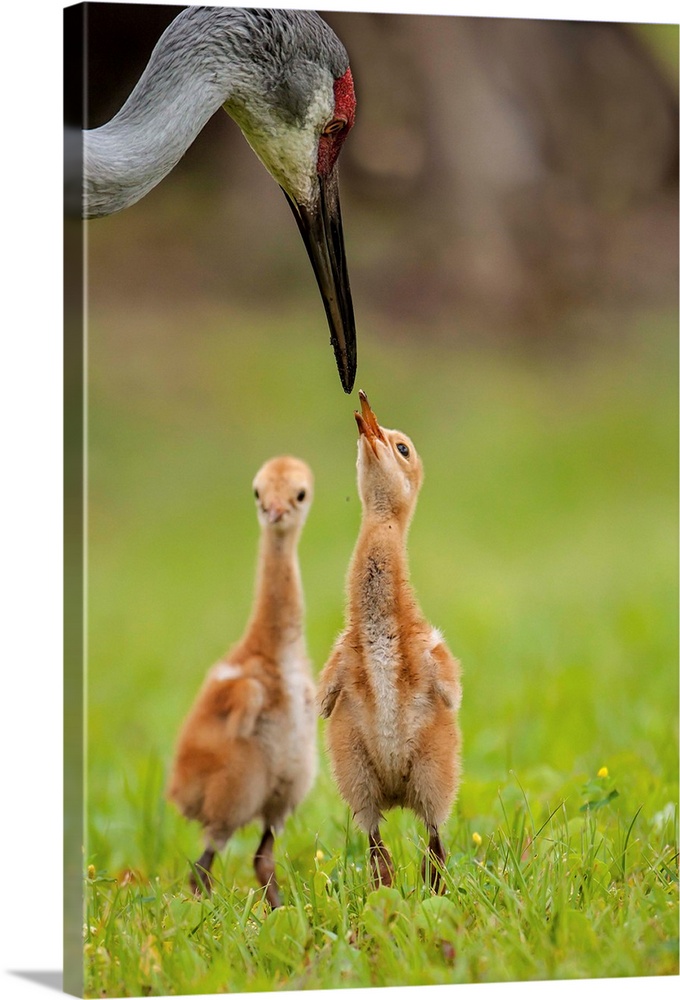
[323,118,346,136]
[297,490,306,502]
[396,443,410,458]
[254,488,260,500]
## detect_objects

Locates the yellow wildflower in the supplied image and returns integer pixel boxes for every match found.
[315,849,324,861]
[597,766,609,779]
[472,832,482,847]
[87,865,96,879]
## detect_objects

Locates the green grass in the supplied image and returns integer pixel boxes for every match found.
[83,303,678,994]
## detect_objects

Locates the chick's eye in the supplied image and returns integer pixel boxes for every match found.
[254,488,260,500]
[323,117,346,136]
[396,443,410,458]
[297,490,306,502]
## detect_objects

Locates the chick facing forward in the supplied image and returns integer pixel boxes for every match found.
[318,392,462,890]
[168,456,316,907]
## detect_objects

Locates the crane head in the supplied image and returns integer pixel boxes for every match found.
[225,58,357,393]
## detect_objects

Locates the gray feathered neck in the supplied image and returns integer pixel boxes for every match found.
[124,6,350,126]
[78,5,350,217]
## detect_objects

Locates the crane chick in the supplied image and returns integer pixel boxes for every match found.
[318,392,462,890]
[168,456,316,907]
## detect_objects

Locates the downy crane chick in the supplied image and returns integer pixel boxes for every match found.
[168,457,316,907]
[318,392,462,890]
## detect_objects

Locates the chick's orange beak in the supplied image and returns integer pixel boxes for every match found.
[266,504,286,524]
[355,390,385,455]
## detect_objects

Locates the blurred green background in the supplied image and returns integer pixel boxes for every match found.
[85,305,677,873]
[75,6,678,878]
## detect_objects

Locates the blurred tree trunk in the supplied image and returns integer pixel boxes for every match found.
[74,6,678,338]
[325,12,678,334]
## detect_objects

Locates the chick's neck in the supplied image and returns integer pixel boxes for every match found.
[245,526,305,655]
[348,514,413,624]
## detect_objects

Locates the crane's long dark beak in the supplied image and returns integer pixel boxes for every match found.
[283,165,357,393]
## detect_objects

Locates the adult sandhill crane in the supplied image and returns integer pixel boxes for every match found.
[66,5,358,393]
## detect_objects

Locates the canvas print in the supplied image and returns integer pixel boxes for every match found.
[64,2,679,996]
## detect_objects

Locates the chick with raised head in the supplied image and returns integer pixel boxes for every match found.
[318,392,462,890]
[168,456,316,907]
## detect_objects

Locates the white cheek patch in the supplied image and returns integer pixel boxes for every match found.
[260,124,318,203]
[211,662,243,682]
[238,83,335,206]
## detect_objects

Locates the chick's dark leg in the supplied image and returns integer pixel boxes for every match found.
[422,825,447,892]
[254,826,281,908]
[369,828,394,887]
[190,846,216,896]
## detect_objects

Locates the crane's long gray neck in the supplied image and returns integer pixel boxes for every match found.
[74,6,349,220]
[81,8,247,218]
